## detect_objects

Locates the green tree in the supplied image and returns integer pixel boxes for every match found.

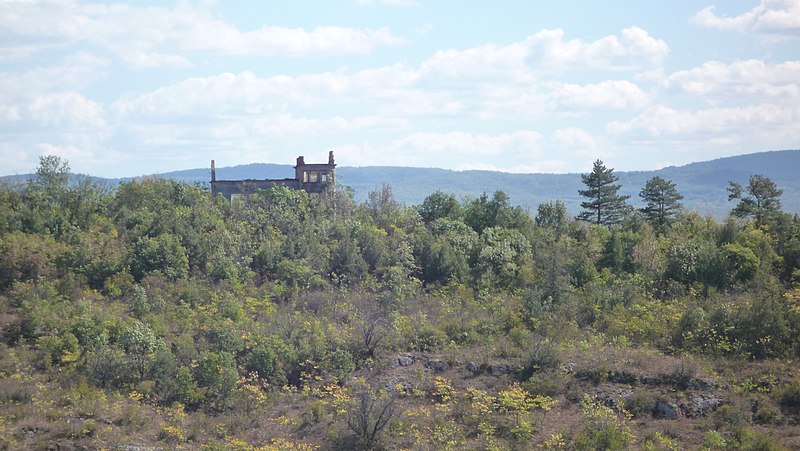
[365,183,401,230]
[639,176,683,233]
[464,191,530,234]
[32,155,70,196]
[129,233,190,280]
[577,160,631,226]
[195,351,240,411]
[120,320,162,381]
[24,155,71,235]
[415,229,468,285]
[246,335,295,385]
[535,200,568,232]
[728,174,783,226]
[419,191,461,223]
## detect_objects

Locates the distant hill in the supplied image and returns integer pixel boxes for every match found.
[3,150,799,218]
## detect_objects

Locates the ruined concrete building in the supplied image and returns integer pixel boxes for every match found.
[211,151,336,200]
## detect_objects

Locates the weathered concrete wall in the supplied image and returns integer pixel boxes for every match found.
[211,151,336,200]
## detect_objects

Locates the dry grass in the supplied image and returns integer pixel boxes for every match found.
[0,342,797,449]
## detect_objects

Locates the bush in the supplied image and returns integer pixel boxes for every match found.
[520,336,560,379]
[625,390,657,419]
[573,395,634,451]
[36,332,81,368]
[326,349,356,384]
[346,386,397,449]
[778,379,800,415]
[195,351,239,411]
[523,371,567,398]
[730,426,784,451]
[411,324,448,352]
[246,335,294,386]
[84,345,128,388]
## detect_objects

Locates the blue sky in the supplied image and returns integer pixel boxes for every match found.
[1,0,798,177]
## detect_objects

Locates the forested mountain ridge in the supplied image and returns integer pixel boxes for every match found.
[140,149,800,217]
[3,149,798,217]
[1,155,800,449]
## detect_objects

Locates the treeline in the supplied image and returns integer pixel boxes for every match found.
[1,156,800,448]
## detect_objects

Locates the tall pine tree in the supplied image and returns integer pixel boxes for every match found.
[639,176,683,233]
[728,174,783,226]
[577,160,631,226]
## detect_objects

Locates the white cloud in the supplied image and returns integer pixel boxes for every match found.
[121,51,193,70]
[33,143,96,165]
[334,131,543,170]
[548,80,650,111]
[693,0,800,38]
[114,26,668,123]
[548,127,617,164]
[552,127,598,152]
[607,104,798,138]
[666,59,800,99]
[0,52,108,100]
[420,42,532,81]
[0,104,20,122]
[0,143,35,176]
[393,131,541,156]
[525,27,669,70]
[29,91,106,129]
[246,114,410,136]
[0,1,405,66]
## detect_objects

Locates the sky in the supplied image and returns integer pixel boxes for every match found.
[1,0,799,178]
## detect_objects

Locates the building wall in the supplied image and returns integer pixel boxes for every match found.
[211,151,336,200]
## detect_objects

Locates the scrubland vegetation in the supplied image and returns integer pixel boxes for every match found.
[1,156,799,449]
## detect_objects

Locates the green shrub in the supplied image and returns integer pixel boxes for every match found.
[573,395,634,451]
[731,426,785,451]
[702,430,727,450]
[642,431,680,451]
[523,371,566,398]
[84,345,129,388]
[412,324,448,352]
[778,379,800,414]
[625,390,657,419]
[36,331,81,368]
[245,335,294,386]
[195,351,239,411]
[326,349,356,384]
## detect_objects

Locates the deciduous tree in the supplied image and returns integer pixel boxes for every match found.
[419,190,461,223]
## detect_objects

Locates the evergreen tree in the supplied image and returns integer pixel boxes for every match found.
[576,160,631,226]
[728,174,783,226]
[639,176,683,233]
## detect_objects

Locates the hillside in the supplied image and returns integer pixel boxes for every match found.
[2,157,800,449]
